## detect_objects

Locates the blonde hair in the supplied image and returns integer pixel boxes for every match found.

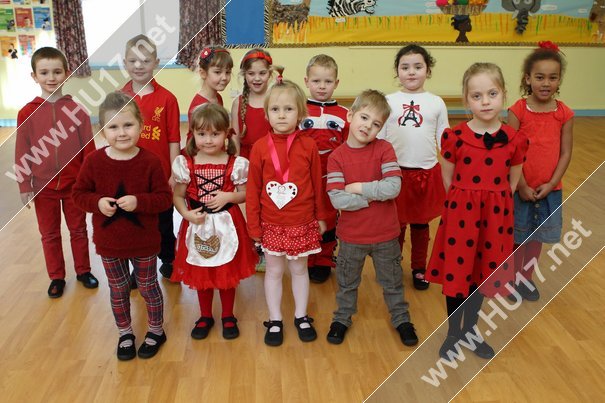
[125,34,157,59]
[264,77,308,126]
[98,91,142,129]
[462,62,506,107]
[186,103,236,157]
[306,54,338,77]
[350,89,391,123]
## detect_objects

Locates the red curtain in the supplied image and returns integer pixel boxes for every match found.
[177,0,223,70]
[51,0,91,77]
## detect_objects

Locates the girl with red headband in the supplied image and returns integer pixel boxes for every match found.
[507,41,574,302]
[231,48,273,159]
[186,46,233,140]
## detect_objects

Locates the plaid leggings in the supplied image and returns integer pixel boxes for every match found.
[101,255,164,332]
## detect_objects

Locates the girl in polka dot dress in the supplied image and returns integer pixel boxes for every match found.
[507,42,573,302]
[246,69,329,346]
[426,63,528,360]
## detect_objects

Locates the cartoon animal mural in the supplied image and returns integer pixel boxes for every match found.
[327,0,377,18]
[501,0,541,34]
[590,0,605,42]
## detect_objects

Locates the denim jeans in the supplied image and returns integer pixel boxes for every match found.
[333,238,411,328]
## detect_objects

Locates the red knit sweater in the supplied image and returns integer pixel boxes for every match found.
[72,147,172,258]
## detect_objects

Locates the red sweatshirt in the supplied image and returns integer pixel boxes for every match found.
[72,148,172,258]
[15,95,95,193]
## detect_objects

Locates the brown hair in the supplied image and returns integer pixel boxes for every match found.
[186,103,237,157]
[239,48,273,138]
[350,89,391,123]
[125,34,157,59]
[520,47,566,96]
[462,62,506,107]
[306,54,339,76]
[98,91,143,130]
[198,46,233,72]
[31,46,68,73]
[264,67,308,125]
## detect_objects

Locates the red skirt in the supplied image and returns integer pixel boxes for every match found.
[396,163,446,224]
[173,205,258,290]
[261,220,322,259]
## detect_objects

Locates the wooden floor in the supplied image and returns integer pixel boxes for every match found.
[0,119,603,403]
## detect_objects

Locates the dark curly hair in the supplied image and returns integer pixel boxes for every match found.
[520,48,566,96]
[393,44,436,78]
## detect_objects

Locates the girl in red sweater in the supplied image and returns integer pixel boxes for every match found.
[246,70,328,346]
[73,92,172,361]
[172,103,257,341]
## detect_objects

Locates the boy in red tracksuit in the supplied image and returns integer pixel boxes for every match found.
[301,54,349,283]
[15,47,97,298]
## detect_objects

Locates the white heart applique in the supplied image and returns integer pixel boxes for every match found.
[266,181,298,209]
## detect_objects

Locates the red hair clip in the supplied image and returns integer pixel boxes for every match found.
[242,51,273,66]
[200,47,230,62]
[538,41,560,53]
[274,65,285,85]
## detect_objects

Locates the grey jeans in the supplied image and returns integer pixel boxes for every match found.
[333,238,411,328]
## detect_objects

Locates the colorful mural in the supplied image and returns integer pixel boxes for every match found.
[269,0,604,46]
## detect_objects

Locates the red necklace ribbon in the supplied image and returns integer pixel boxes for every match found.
[266,133,296,183]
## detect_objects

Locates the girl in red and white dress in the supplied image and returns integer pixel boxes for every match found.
[172,103,257,341]
[185,46,233,140]
[246,69,329,346]
[230,48,273,159]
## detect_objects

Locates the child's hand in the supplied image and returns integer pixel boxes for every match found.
[344,182,363,195]
[185,207,206,225]
[318,220,327,235]
[20,192,34,209]
[116,195,137,212]
[98,197,117,217]
[535,182,554,200]
[168,175,176,190]
[518,184,537,202]
[206,191,232,212]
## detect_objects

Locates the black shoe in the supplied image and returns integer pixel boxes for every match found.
[412,269,430,290]
[439,335,460,360]
[117,333,136,361]
[137,331,167,359]
[470,340,495,359]
[48,279,65,298]
[294,316,317,342]
[518,279,540,301]
[221,317,240,340]
[263,320,283,346]
[326,322,348,345]
[159,263,174,280]
[397,322,419,346]
[309,265,331,284]
[76,272,99,289]
[129,272,137,290]
[191,317,215,340]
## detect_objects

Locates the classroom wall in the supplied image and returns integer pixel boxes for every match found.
[1,46,604,122]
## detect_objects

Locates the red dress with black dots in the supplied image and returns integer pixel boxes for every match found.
[426,122,528,298]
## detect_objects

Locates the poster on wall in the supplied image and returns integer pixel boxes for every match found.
[0,0,12,5]
[14,7,34,30]
[0,35,19,59]
[18,33,34,56]
[0,8,16,32]
[33,7,51,30]
[269,0,605,46]
[13,0,33,5]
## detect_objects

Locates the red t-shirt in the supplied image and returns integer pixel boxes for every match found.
[236,95,271,159]
[122,79,181,179]
[186,93,224,140]
[327,139,402,244]
[246,130,329,239]
[508,99,573,190]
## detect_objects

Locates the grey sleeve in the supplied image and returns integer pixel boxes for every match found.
[328,189,370,211]
[361,176,401,201]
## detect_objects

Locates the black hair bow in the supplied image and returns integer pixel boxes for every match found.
[483,130,508,150]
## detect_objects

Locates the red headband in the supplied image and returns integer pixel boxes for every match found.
[537,41,561,53]
[200,47,230,62]
[241,51,273,66]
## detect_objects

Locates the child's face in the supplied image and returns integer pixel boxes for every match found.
[244,60,271,95]
[346,106,385,148]
[102,109,141,153]
[465,73,505,125]
[525,59,561,102]
[124,47,159,85]
[397,53,428,93]
[304,65,339,102]
[201,64,232,92]
[193,125,228,156]
[266,89,300,135]
[31,58,67,97]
